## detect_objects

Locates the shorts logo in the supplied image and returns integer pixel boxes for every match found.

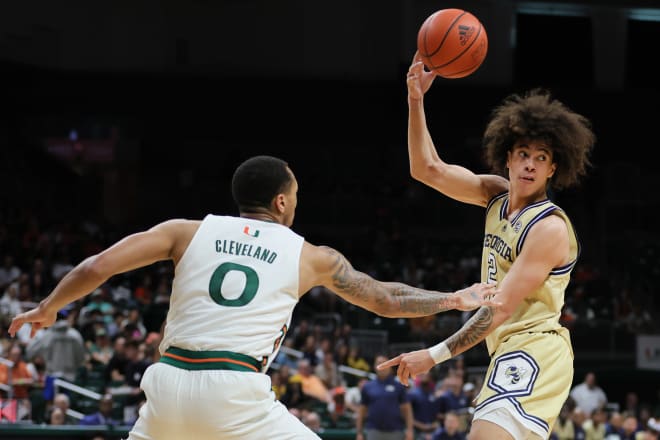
[476,351,549,435]
[488,351,539,395]
[504,365,526,385]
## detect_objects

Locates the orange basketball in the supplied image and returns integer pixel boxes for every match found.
[416,8,488,79]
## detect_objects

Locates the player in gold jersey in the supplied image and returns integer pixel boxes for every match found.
[378,52,595,440]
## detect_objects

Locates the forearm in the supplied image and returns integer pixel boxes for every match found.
[326,249,458,318]
[443,305,508,357]
[408,98,440,176]
[378,281,458,317]
[40,256,107,313]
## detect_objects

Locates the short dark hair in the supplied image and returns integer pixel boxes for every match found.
[232,155,293,212]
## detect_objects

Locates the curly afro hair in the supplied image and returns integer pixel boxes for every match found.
[483,88,595,190]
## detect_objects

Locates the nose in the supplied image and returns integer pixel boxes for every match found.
[524,157,536,171]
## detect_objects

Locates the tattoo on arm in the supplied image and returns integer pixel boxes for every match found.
[326,247,380,306]
[446,306,494,354]
[322,246,456,316]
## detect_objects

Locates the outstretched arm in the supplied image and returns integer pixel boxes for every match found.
[299,243,499,318]
[9,219,194,338]
[377,216,569,384]
[406,51,507,207]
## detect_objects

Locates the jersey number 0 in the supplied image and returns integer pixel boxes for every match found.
[209,262,260,307]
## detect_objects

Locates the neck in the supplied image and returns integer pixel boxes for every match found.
[240,212,280,224]
[507,189,548,215]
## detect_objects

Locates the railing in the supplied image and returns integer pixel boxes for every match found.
[53,378,100,421]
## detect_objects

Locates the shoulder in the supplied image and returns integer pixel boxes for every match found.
[528,214,569,241]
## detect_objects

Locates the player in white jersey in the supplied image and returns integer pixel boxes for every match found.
[9,155,499,440]
[378,53,595,439]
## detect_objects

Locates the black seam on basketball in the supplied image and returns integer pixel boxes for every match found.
[432,21,482,70]
[444,24,486,75]
[424,11,466,58]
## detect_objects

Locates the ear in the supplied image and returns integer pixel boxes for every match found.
[548,162,557,178]
[274,193,286,214]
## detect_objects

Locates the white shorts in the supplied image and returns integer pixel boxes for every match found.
[127,362,320,440]
[473,406,544,440]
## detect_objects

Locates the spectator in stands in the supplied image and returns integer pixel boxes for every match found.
[327,386,353,428]
[270,369,287,401]
[347,345,371,374]
[302,409,323,434]
[0,342,34,416]
[408,371,441,439]
[292,318,312,350]
[25,311,86,382]
[605,411,624,439]
[104,335,127,386]
[49,407,66,425]
[0,254,21,292]
[571,372,609,416]
[50,249,74,283]
[79,393,120,426]
[620,413,641,440]
[46,392,78,425]
[345,377,367,416]
[572,408,588,439]
[642,418,660,440]
[79,288,114,324]
[289,358,330,404]
[26,352,47,387]
[301,334,320,367]
[273,338,299,369]
[27,257,51,300]
[436,373,469,418]
[623,392,641,420]
[120,306,147,341]
[87,327,114,366]
[461,381,477,411]
[314,349,342,389]
[0,282,23,327]
[431,410,467,440]
[356,353,413,440]
[551,400,580,440]
[583,407,607,440]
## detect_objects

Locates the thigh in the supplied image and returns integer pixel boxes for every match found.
[473,332,573,439]
[128,363,320,440]
[468,412,544,440]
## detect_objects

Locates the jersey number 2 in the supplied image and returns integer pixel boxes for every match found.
[209,262,259,307]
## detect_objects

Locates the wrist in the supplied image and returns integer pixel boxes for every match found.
[428,341,451,364]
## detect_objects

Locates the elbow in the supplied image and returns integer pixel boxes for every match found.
[80,254,109,283]
[498,304,515,322]
[410,161,442,184]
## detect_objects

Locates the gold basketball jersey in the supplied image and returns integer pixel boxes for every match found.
[481,192,579,356]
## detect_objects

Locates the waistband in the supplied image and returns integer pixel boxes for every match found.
[160,346,261,372]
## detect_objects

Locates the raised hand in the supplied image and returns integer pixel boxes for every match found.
[406,51,437,101]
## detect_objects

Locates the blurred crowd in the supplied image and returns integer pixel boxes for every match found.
[0,203,659,438]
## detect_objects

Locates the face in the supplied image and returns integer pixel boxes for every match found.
[279,168,298,227]
[375,355,390,379]
[506,139,556,197]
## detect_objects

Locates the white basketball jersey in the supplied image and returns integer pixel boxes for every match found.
[159,215,304,372]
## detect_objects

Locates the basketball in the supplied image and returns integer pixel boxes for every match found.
[416,8,488,79]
